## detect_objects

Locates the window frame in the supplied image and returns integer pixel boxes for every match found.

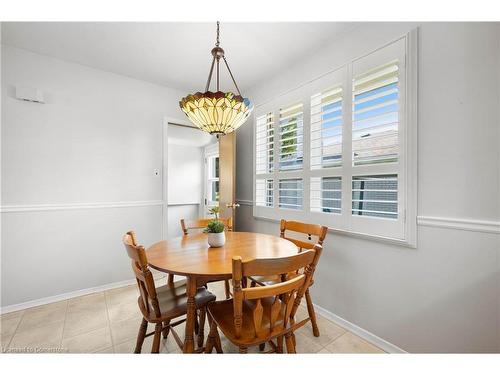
[255,178,274,207]
[204,143,220,213]
[206,155,219,208]
[255,112,275,175]
[252,31,418,247]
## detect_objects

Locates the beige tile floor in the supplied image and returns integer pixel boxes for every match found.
[1,280,384,354]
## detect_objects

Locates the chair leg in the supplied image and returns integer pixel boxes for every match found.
[239,346,248,353]
[285,333,296,354]
[259,343,265,351]
[151,323,163,353]
[224,280,231,299]
[162,319,171,339]
[205,318,217,353]
[277,335,284,353]
[194,310,200,335]
[205,338,214,353]
[134,318,148,353]
[197,307,206,348]
[214,326,223,353]
[305,289,320,337]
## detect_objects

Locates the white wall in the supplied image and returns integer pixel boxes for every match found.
[167,204,199,238]
[235,23,500,352]
[1,45,186,308]
[167,139,205,238]
[167,143,203,206]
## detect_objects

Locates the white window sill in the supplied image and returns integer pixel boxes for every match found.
[251,213,416,248]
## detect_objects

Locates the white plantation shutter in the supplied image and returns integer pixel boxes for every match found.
[255,179,274,207]
[279,103,304,171]
[255,112,274,174]
[351,175,397,218]
[253,35,414,244]
[311,86,343,169]
[310,177,341,214]
[279,178,303,210]
[352,60,399,166]
[349,37,406,240]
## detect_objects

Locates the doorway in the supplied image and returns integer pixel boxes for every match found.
[164,119,214,238]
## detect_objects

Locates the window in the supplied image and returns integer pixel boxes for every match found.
[253,33,416,245]
[256,113,274,174]
[279,178,303,210]
[206,155,219,208]
[311,86,343,169]
[279,103,303,171]
[311,177,341,214]
[310,85,343,220]
[256,179,273,207]
[352,61,399,166]
[352,175,397,219]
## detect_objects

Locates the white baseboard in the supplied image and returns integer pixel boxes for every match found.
[313,303,407,353]
[0,278,137,315]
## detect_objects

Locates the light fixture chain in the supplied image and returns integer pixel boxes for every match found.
[216,21,220,47]
[222,56,242,96]
[180,21,253,137]
[216,58,220,91]
[205,56,216,92]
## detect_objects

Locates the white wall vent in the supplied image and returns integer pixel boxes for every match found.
[15,86,45,103]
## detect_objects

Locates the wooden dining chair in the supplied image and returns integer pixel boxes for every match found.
[180,217,233,235]
[123,231,216,353]
[250,219,328,337]
[205,244,323,354]
[180,217,233,299]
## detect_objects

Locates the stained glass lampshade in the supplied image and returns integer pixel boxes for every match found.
[180,91,253,135]
[179,22,253,136]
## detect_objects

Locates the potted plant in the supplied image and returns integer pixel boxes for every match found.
[204,206,225,247]
[208,206,220,220]
[204,220,226,247]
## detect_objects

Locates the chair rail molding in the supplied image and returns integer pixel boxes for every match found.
[236,199,253,207]
[0,200,164,213]
[239,198,500,235]
[417,216,500,234]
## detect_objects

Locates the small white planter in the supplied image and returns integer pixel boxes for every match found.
[207,231,226,248]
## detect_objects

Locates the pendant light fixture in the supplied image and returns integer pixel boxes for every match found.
[179,22,253,136]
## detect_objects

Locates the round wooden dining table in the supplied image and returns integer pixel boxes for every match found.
[146,231,298,353]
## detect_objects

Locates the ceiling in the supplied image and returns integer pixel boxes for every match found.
[1,22,356,92]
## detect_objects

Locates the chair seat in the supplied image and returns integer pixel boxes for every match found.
[250,274,314,287]
[139,280,216,322]
[249,275,282,286]
[207,297,289,346]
